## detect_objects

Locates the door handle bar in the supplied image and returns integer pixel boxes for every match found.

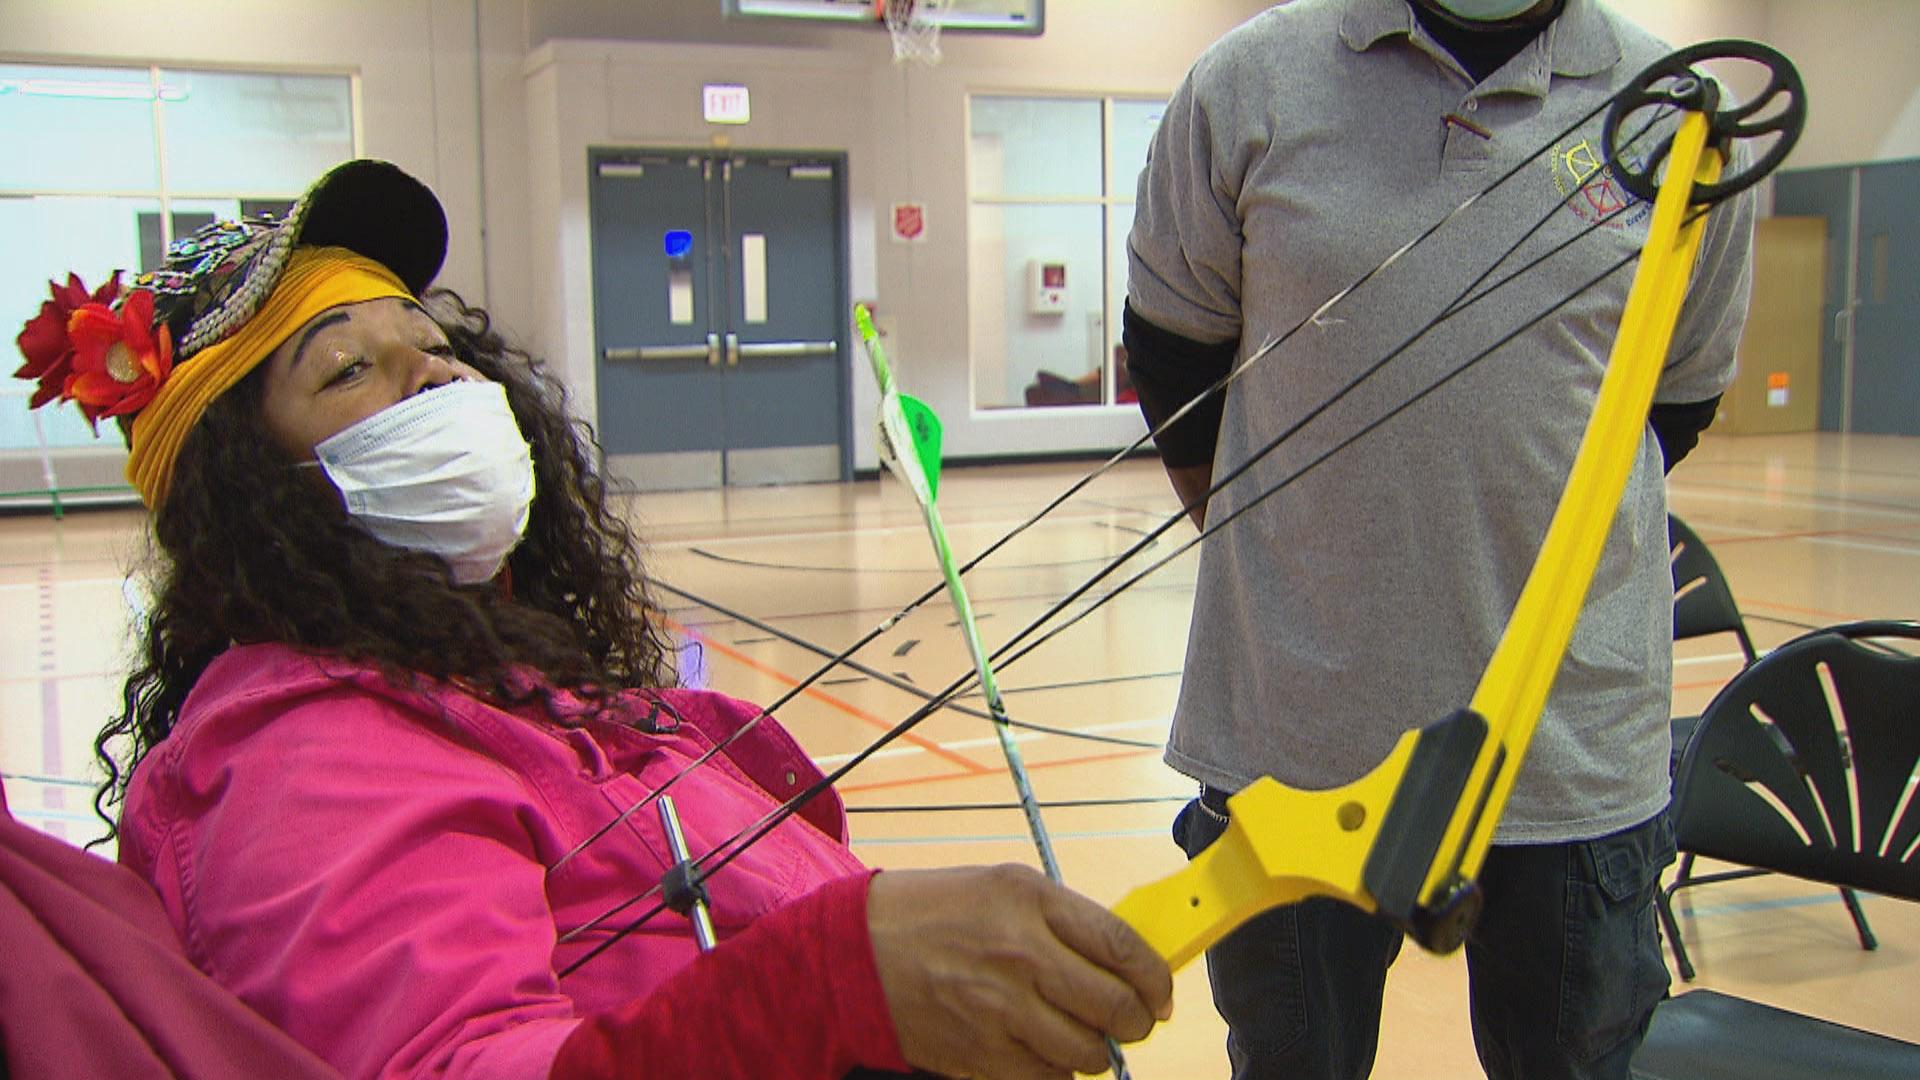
[736,339,838,360]
[603,344,712,363]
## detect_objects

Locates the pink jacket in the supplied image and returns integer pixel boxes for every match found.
[1,780,337,1079]
[117,643,899,1079]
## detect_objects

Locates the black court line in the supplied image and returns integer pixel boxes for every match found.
[649,577,1198,631]
[846,794,1189,814]
[958,669,1184,698]
[655,579,1163,751]
[685,544,1143,577]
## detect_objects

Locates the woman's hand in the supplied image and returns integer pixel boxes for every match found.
[867,865,1174,1079]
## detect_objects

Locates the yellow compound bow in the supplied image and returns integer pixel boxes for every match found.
[1114,40,1806,968]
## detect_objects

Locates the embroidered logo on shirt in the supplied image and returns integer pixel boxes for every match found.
[1548,139,1652,231]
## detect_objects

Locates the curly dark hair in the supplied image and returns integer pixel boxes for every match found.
[93,288,676,845]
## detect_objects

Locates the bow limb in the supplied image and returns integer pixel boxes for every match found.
[1114,110,1726,967]
[1440,111,1723,894]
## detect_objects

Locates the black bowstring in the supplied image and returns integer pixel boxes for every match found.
[950,108,1681,692]
[981,114,1689,670]
[547,87,1676,882]
[993,205,1715,678]
[559,150,1699,977]
[558,82,1713,976]
[555,207,1703,980]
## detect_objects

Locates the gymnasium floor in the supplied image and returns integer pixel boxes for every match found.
[4,429,1917,1077]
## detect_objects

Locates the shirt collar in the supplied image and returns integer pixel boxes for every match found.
[1340,0,1622,87]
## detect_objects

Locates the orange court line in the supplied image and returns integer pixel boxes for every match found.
[1708,521,1920,547]
[666,618,992,777]
[839,745,1161,795]
[1738,597,1876,623]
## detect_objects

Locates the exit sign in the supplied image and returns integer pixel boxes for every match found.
[703,84,750,124]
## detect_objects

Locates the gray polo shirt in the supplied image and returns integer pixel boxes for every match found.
[1127,0,1755,843]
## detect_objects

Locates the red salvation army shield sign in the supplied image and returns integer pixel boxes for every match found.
[891,203,927,243]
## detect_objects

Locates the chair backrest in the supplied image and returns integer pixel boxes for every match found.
[1669,514,1758,664]
[1671,620,1920,902]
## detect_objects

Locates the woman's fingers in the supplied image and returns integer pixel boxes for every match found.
[1036,883,1175,1034]
[866,865,1174,1079]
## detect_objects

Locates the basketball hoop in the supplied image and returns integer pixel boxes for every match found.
[878,0,947,65]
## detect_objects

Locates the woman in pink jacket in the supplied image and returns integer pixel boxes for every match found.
[15,159,1170,1080]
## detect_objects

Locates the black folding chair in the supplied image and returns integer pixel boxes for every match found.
[1660,516,1876,979]
[1670,514,1758,667]
[1669,513,1758,779]
[1635,620,1920,1079]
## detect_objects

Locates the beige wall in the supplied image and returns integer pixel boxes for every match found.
[525,1,1277,467]
[1763,0,1920,167]
[4,0,1913,470]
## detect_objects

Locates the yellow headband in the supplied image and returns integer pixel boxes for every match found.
[126,247,412,507]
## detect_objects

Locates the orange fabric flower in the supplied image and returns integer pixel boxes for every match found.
[13,272,122,409]
[64,289,173,432]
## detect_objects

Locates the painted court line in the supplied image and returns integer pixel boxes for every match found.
[812,715,1169,769]
[839,746,1162,795]
[1673,891,1850,920]
[1803,535,1920,558]
[666,617,992,777]
[1675,486,1920,523]
[651,508,1145,553]
[853,826,1166,847]
[1673,651,1750,669]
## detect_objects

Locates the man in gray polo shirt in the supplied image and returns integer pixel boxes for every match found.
[1125,1,1754,1078]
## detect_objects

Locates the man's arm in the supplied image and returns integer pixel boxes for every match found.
[1125,53,1251,531]
[1649,396,1721,472]
[1123,301,1235,529]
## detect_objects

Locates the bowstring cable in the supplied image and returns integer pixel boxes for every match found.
[546,88,1669,880]
[991,204,1716,679]
[555,207,1691,979]
[558,130,1699,973]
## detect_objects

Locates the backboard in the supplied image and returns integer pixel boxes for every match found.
[723,0,1044,35]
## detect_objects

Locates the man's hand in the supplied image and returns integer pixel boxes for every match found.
[868,865,1174,1079]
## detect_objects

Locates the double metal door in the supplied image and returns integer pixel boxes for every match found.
[590,150,849,488]
[1774,159,1920,436]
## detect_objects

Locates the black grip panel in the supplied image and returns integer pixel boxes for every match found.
[1362,709,1489,927]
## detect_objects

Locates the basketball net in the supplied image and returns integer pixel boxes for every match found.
[880,0,947,65]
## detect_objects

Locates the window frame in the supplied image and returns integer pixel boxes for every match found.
[963,90,1166,415]
[0,57,360,504]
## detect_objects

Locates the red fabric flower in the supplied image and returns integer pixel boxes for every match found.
[64,289,173,432]
[13,271,122,409]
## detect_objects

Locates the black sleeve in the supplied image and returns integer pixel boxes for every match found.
[1122,301,1238,469]
[1648,396,1721,473]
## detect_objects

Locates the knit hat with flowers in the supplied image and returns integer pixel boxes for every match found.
[13,159,448,507]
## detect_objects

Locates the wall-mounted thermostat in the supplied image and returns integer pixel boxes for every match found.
[1028,259,1068,315]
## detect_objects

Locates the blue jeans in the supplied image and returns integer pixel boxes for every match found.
[1174,788,1675,1080]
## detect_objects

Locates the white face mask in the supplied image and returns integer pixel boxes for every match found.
[311,380,535,585]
